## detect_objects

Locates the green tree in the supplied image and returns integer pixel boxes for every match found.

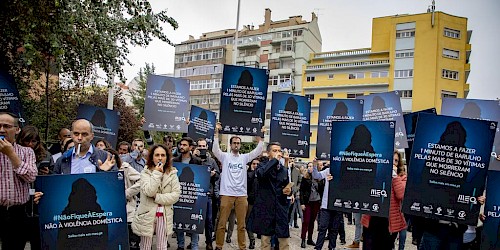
[0,0,178,141]
[129,63,155,118]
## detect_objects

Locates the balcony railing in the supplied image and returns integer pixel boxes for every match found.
[314,48,372,59]
[306,59,390,71]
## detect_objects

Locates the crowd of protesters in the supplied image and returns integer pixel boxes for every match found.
[0,111,495,250]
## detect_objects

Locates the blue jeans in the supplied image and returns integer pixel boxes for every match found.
[315,209,342,250]
[353,213,363,243]
[205,197,213,244]
[176,231,199,250]
[398,229,406,250]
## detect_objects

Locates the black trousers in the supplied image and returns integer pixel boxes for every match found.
[0,204,28,250]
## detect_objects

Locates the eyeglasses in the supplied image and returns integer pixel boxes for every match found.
[134,144,144,148]
[0,124,17,129]
[24,139,39,144]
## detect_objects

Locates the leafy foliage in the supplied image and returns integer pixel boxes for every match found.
[0,0,178,82]
[129,63,155,118]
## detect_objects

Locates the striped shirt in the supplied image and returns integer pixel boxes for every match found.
[0,143,37,207]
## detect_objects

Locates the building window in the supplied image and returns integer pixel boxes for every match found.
[306,76,315,82]
[268,75,279,86]
[395,50,414,58]
[347,93,364,99]
[371,71,388,78]
[328,74,334,79]
[305,94,315,101]
[442,91,458,98]
[394,69,414,78]
[443,48,460,59]
[327,93,334,97]
[396,29,415,38]
[442,69,459,80]
[189,79,222,90]
[444,28,460,39]
[348,72,365,79]
[268,59,280,70]
[281,40,293,52]
[399,90,413,98]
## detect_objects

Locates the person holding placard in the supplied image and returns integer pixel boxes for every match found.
[212,122,265,250]
[361,151,407,250]
[247,142,292,250]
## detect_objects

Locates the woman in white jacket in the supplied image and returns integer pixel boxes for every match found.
[132,144,181,250]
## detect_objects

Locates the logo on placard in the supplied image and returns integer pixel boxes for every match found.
[354,202,360,209]
[344,200,352,208]
[423,205,433,214]
[458,211,466,219]
[334,199,342,207]
[435,207,442,215]
[117,172,124,181]
[191,214,203,221]
[457,194,477,205]
[446,208,455,217]
[411,202,421,212]
[298,140,308,146]
[490,122,497,130]
[251,117,263,124]
[372,204,379,212]
[363,203,370,209]
[370,189,388,198]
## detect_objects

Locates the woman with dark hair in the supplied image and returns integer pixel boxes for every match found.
[17,125,53,250]
[361,151,407,250]
[95,139,111,150]
[17,125,53,174]
[299,162,322,248]
[132,144,181,250]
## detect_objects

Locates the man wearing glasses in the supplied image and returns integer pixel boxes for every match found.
[212,122,265,250]
[0,112,37,249]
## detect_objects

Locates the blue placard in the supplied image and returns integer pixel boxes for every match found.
[403,108,437,162]
[36,172,129,250]
[328,121,395,217]
[316,99,364,159]
[143,75,189,132]
[481,171,500,249]
[270,92,311,158]
[173,162,211,234]
[358,91,408,149]
[188,105,216,150]
[402,113,497,225]
[441,98,500,171]
[76,104,120,149]
[0,70,26,125]
[219,65,269,136]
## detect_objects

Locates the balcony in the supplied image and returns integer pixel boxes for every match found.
[268,50,295,60]
[314,48,372,58]
[305,58,390,72]
[236,55,258,63]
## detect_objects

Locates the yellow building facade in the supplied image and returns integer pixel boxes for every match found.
[303,11,471,160]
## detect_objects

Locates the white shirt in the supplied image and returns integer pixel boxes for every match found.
[312,166,330,209]
[212,137,264,196]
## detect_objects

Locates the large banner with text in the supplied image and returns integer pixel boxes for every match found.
[173,162,211,234]
[188,105,216,149]
[0,70,26,126]
[77,104,120,149]
[219,65,268,136]
[328,121,395,217]
[402,113,497,225]
[316,99,364,159]
[143,75,189,132]
[270,92,311,158]
[36,172,129,250]
[359,91,408,149]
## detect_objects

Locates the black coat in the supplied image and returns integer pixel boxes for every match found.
[247,158,290,238]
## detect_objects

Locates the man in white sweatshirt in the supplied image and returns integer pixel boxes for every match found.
[212,122,265,250]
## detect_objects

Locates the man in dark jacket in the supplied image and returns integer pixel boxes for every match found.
[194,138,220,250]
[248,142,291,249]
[54,119,118,174]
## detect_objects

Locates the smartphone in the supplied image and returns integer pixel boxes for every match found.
[0,135,4,140]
